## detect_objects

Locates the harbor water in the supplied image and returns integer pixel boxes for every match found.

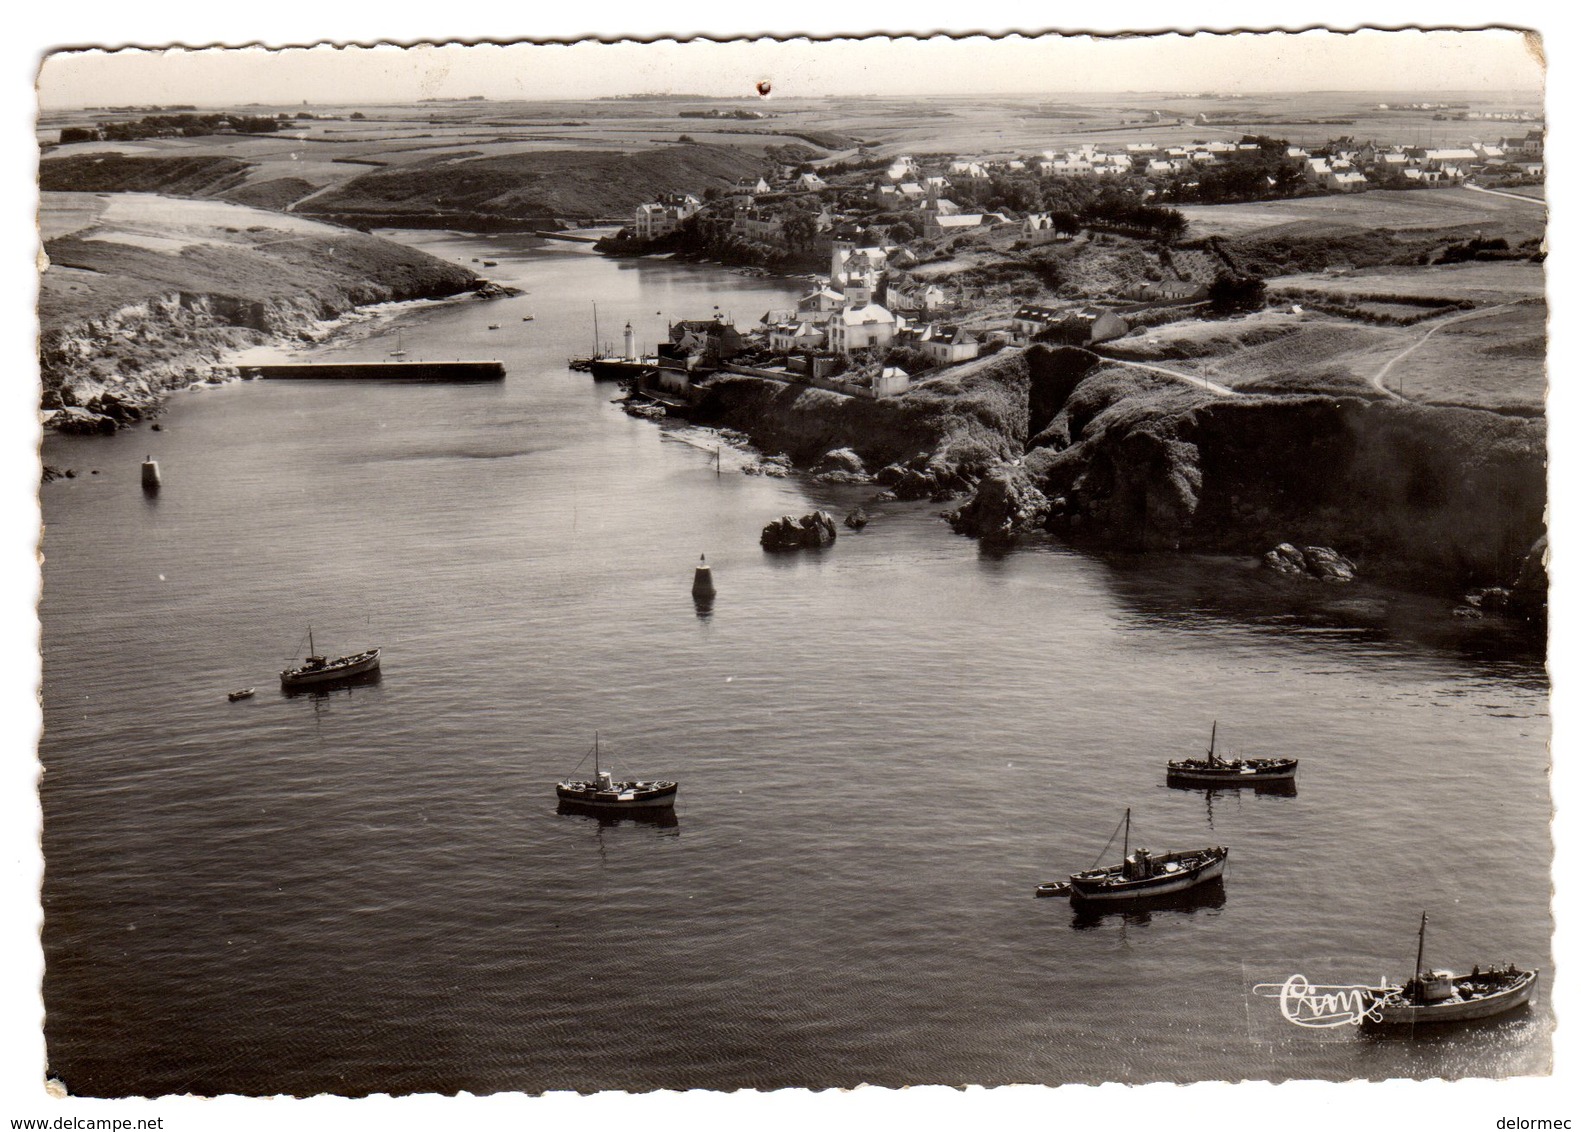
[38,233,1552,1095]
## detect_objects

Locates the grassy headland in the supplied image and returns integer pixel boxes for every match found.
[39,192,484,426]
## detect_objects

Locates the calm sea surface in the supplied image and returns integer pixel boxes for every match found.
[39,233,1551,1096]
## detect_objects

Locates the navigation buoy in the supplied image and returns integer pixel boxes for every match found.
[691,554,716,599]
[140,456,161,492]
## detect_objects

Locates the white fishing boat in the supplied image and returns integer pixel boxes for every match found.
[1365,913,1539,1026]
[1048,808,1228,903]
[555,733,677,810]
[279,627,381,690]
[1166,721,1298,786]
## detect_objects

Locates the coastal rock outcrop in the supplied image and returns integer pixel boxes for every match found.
[742,454,793,477]
[874,460,977,501]
[844,508,870,530]
[45,407,119,435]
[761,511,838,551]
[947,465,1050,543]
[1509,534,1549,617]
[812,447,869,484]
[1262,543,1357,583]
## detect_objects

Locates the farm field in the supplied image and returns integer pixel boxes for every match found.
[1267,260,1545,303]
[1105,310,1408,396]
[1103,289,1545,412]
[1175,186,1547,238]
[1374,300,1546,410]
[40,88,1543,165]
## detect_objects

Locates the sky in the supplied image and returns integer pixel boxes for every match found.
[35,27,1545,110]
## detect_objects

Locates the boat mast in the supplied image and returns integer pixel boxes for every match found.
[1123,807,1131,860]
[1414,912,1429,994]
[1209,720,1218,765]
[592,301,600,359]
[594,731,600,778]
[308,625,314,657]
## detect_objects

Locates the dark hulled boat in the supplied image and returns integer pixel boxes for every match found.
[1043,808,1228,903]
[588,357,663,382]
[1365,913,1539,1027]
[279,627,381,690]
[1166,721,1297,786]
[555,734,677,810]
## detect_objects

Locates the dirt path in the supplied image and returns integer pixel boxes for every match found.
[1103,358,1240,397]
[1464,183,1547,206]
[1370,301,1530,399]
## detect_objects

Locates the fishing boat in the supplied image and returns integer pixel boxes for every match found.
[555,734,677,810]
[387,328,408,358]
[227,688,256,702]
[1053,808,1227,903]
[1365,913,1539,1027]
[521,314,535,322]
[279,628,381,690]
[487,324,501,330]
[1166,721,1298,786]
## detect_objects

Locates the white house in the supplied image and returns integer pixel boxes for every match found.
[769,321,826,353]
[633,193,700,239]
[825,302,901,354]
[1326,169,1369,192]
[1009,304,1064,340]
[871,366,911,397]
[915,324,981,365]
[924,213,985,236]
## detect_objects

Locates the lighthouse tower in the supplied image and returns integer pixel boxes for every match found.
[623,321,637,361]
[829,239,854,284]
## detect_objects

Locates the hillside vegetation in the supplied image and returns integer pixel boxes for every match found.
[41,154,255,197]
[299,144,770,224]
[39,192,482,420]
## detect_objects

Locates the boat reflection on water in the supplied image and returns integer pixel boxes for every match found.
[1171,778,1299,799]
[279,667,383,698]
[556,799,681,831]
[1070,878,1226,930]
[1174,778,1297,832]
[1356,1004,1537,1045]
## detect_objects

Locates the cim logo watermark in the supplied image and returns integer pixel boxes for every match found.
[1243,958,1401,1042]
[1251,973,1390,1028]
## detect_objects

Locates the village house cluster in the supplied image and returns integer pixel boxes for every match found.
[629,128,1544,255]
[1287,134,1545,190]
[614,127,1541,401]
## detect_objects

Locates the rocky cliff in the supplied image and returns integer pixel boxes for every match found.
[702,345,1545,605]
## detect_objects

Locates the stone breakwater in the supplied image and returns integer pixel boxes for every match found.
[697,345,1546,610]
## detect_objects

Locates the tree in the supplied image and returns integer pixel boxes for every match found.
[782,210,820,252]
[1208,272,1266,313]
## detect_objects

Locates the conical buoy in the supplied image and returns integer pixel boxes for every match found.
[140,456,161,492]
[691,554,716,599]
